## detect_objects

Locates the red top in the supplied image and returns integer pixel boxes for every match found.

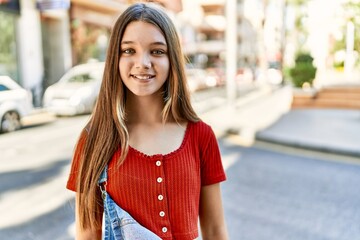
[67,121,226,240]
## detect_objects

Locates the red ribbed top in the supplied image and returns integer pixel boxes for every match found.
[67,121,226,240]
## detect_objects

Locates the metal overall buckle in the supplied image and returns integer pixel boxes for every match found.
[99,182,107,200]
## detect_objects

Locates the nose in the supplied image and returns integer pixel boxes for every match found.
[135,53,151,69]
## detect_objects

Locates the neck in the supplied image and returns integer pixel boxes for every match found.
[125,92,166,125]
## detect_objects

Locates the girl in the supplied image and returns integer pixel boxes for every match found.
[66,2,228,240]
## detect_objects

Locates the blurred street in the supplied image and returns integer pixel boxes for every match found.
[0,115,84,240]
[1,86,360,240]
[221,139,360,240]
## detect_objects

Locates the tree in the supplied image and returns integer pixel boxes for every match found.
[286,0,310,51]
[0,12,17,79]
[341,1,360,65]
[328,1,360,69]
[289,51,317,87]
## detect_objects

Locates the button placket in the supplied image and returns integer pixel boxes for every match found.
[155,157,170,235]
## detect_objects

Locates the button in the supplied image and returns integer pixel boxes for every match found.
[156,161,161,166]
[158,195,163,201]
[159,211,165,217]
[162,227,167,233]
[157,177,163,183]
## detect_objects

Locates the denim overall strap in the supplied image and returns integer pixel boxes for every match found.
[98,165,114,240]
[98,165,108,185]
[99,165,161,240]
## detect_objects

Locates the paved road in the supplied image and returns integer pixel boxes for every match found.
[220,137,360,240]
[0,115,88,240]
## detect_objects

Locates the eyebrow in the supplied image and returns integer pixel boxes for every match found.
[121,41,167,46]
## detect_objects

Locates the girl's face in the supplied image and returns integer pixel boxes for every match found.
[119,21,170,97]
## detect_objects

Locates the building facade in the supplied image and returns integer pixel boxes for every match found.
[0,0,72,107]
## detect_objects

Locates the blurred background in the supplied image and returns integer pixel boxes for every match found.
[0,0,360,239]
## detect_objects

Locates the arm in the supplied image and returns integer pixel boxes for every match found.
[199,183,228,240]
[75,193,102,240]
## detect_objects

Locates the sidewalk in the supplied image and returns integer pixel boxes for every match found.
[201,85,360,157]
[201,84,292,143]
[21,108,56,127]
[255,109,360,157]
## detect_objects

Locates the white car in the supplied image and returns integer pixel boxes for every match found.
[0,76,33,133]
[43,62,105,116]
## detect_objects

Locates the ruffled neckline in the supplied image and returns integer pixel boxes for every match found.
[129,121,192,159]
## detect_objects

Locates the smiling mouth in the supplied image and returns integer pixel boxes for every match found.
[131,74,155,81]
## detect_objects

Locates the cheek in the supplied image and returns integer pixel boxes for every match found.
[162,59,170,76]
[119,59,130,77]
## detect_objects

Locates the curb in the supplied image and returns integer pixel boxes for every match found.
[255,134,360,158]
[21,108,57,127]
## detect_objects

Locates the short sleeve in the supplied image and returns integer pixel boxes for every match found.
[66,131,87,192]
[200,123,226,186]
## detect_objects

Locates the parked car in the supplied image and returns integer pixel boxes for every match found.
[0,76,33,133]
[43,62,105,116]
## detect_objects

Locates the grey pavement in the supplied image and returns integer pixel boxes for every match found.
[256,109,360,157]
[201,84,360,157]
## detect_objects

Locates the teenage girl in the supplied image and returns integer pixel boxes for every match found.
[66,3,228,240]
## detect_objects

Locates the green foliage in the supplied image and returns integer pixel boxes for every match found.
[0,12,16,64]
[344,1,360,24]
[333,61,344,69]
[282,66,293,85]
[287,0,309,6]
[289,52,317,88]
[0,12,18,80]
[333,1,360,65]
[295,52,314,64]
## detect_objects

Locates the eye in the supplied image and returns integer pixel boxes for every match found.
[151,49,166,55]
[121,48,135,54]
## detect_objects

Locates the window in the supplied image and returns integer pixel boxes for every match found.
[0,84,9,91]
[67,74,92,83]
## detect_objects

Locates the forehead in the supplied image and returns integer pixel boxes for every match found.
[121,21,166,44]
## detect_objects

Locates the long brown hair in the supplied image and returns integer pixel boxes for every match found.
[76,2,199,230]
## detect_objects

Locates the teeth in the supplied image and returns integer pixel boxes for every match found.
[133,75,153,80]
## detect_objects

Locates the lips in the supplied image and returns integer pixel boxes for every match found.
[131,74,155,81]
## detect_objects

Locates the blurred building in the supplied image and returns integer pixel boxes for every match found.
[0,0,72,107]
[0,0,270,106]
[0,0,183,107]
[178,0,263,78]
[69,0,182,65]
[69,0,128,65]
[178,0,226,69]
[5,0,329,104]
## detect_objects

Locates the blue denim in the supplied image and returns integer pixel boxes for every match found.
[99,165,161,240]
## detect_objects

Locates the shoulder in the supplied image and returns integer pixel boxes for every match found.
[73,127,90,157]
[190,120,214,137]
[189,120,217,147]
[69,127,90,172]
[190,120,212,132]
[66,127,89,191]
